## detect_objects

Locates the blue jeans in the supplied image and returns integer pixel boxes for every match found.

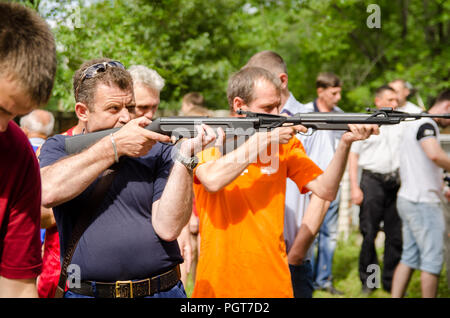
[311,195,340,289]
[64,281,187,298]
[289,261,313,298]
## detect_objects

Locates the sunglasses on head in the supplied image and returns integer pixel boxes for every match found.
[76,60,126,99]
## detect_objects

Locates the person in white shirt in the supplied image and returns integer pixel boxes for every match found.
[349,85,403,294]
[389,79,423,113]
[391,90,450,298]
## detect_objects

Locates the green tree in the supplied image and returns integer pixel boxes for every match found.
[23,0,449,113]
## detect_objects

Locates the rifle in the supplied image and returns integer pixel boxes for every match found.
[65,107,450,154]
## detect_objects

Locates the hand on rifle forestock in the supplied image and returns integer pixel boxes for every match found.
[342,124,379,144]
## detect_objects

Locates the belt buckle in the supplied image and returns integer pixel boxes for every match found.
[115,280,133,298]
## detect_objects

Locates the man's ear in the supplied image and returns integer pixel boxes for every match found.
[232,97,247,115]
[75,102,90,122]
[316,87,324,97]
[374,97,381,109]
[279,73,288,90]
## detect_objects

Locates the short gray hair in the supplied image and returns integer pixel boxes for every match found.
[128,65,165,92]
[20,109,55,137]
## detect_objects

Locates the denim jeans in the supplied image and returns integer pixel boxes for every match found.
[289,261,313,298]
[64,280,187,298]
[397,197,445,275]
[311,195,340,289]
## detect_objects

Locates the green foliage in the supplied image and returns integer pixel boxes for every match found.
[32,0,449,113]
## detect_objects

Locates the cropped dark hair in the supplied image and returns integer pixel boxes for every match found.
[316,72,341,89]
[0,3,56,106]
[73,58,133,110]
[375,85,396,98]
[245,50,288,76]
[227,66,281,109]
[434,89,450,105]
[182,92,205,107]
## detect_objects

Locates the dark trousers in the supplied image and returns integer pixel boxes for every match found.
[289,261,314,298]
[358,170,402,292]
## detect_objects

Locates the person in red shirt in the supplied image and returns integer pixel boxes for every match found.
[0,3,56,297]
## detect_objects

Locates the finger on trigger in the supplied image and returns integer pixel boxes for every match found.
[215,127,225,146]
[142,129,170,143]
[194,124,204,138]
[203,124,216,139]
[293,124,307,134]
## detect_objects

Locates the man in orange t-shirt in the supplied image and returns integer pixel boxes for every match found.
[191,67,378,298]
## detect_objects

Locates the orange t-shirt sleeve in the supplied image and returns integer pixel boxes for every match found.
[286,138,323,194]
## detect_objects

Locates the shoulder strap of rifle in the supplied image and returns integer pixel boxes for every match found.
[54,165,121,298]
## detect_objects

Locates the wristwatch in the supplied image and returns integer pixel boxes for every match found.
[175,152,199,172]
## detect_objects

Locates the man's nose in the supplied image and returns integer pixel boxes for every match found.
[119,107,131,125]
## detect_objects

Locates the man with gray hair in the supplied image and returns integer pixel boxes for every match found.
[128,65,165,119]
[389,79,423,113]
[20,109,55,152]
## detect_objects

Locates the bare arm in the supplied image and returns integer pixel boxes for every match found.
[348,151,364,205]
[152,125,216,241]
[41,136,116,208]
[40,206,56,229]
[287,194,331,265]
[177,222,192,273]
[421,137,450,171]
[195,126,299,192]
[41,117,170,208]
[0,277,38,298]
[305,124,378,202]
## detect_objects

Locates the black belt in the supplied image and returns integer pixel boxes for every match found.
[68,265,181,298]
[362,169,399,184]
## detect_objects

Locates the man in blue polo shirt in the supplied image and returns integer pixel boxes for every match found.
[39,58,216,298]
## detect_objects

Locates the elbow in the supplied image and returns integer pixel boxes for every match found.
[202,182,222,193]
[428,153,439,163]
[195,171,223,193]
[158,232,178,243]
[318,189,337,202]
[41,190,57,209]
[154,226,179,242]
[152,215,182,242]
[323,192,336,202]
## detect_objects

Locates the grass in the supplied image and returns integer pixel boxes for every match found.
[314,230,450,298]
[183,229,450,298]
